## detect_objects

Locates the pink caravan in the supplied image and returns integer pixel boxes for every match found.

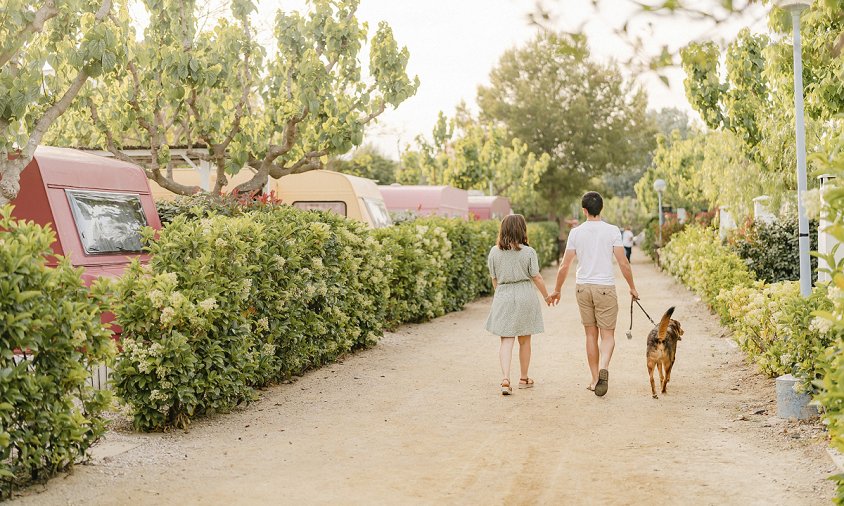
[7,146,161,285]
[377,184,469,219]
[468,195,511,220]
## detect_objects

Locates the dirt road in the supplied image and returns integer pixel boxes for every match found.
[17,252,837,505]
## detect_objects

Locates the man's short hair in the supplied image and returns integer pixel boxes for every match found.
[581,191,603,217]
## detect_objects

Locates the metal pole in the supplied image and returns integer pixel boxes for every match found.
[657,191,664,246]
[791,7,812,297]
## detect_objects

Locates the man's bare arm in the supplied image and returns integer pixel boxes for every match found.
[613,246,639,300]
[549,249,577,304]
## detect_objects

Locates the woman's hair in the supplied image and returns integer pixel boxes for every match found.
[497,214,529,250]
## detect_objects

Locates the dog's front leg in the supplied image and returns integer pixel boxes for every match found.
[647,360,658,399]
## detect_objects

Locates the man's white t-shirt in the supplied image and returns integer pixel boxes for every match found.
[622,229,634,248]
[565,220,623,285]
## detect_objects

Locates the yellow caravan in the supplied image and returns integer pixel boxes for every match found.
[271,170,392,229]
[147,166,261,202]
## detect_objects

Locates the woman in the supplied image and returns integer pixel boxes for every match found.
[485,215,552,395]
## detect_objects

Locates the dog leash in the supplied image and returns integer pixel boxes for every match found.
[627,298,656,339]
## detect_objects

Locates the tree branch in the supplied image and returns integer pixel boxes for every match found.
[0,1,59,68]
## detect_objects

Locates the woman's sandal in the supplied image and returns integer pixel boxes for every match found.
[501,379,512,396]
[518,377,535,389]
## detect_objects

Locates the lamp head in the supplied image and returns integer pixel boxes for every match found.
[776,0,812,11]
[653,179,667,193]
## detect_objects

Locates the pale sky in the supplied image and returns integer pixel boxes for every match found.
[132,1,769,159]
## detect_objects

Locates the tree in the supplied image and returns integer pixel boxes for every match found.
[477,32,656,217]
[635,130,765,220]
[0,0,124,205]
[602,107,693,198]
[51,0,419,196]
[326,144,398,184]
[680,4,843,197]
[398,109,550,215]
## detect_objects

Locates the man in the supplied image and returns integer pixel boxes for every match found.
[622,226,634,262]
[549,192,639,397]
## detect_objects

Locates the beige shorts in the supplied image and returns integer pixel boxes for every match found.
[575,284,618,329]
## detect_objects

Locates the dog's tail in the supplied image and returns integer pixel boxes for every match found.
[657,306,675,341]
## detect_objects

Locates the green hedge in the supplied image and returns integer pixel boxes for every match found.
[728,217,818,284]
[716,281,838,393]
[0,207,114,496]
[112,208,389,430]
[659,225,755,319]
[528,221,559,269]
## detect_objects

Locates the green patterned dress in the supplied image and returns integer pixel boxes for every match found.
[485,245,545,337]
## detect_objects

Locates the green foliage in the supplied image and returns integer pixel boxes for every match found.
[678,3,844,207]
[527,221,560,271]
[327,144,399,184]
[112,205,389,430]
[717,282,838,393]
[641,215,690,259]
[373,220,451,325]
[50,0,419,195]
[659,225,755,318]
[0,206,115,495]
[0,0,126,205]
[728,216,818,284]
[635,130,766,222]
[477,31,656,217]
[398,108,550,215]
[602,196,649,233]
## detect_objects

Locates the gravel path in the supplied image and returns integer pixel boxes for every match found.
[16,251,837,504]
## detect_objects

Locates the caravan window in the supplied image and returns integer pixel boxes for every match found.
[66,190,147,255]
[362,197,392,228]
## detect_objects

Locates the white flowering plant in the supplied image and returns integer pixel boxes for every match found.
[660,224,755,320]
[112,214,269,430]
[0,207,115,490]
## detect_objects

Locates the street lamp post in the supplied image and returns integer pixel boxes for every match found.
[780,0,813,297]
[654,178,666,246]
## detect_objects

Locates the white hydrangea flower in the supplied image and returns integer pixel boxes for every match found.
[810,316,834,335]
[199,298,218,312]
[273,255,286,270]
[312,257,324,270]
[149,389,168,402]
[148,289,165,307]
[149,342,164,357]
[160,306,176,325]
[257,317,269,331]
[169,291,187,307]
[72,329,86,342]
[215,237,228,248]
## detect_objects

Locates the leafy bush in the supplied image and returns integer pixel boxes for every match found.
[112,215,271,430]
[154,191,283,225]
[716,281,838,391]
[0,207,114,495]
[113,208,389,430]
[659,225,755,318]
[728,217,818,283]
[527,221,559,269]
[437,219,499,313]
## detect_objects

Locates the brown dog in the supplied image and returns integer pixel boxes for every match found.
[646,306,684,399]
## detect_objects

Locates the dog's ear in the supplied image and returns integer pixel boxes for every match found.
[658,306,675,341]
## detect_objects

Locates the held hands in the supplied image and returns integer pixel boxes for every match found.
[545,291,561,307]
